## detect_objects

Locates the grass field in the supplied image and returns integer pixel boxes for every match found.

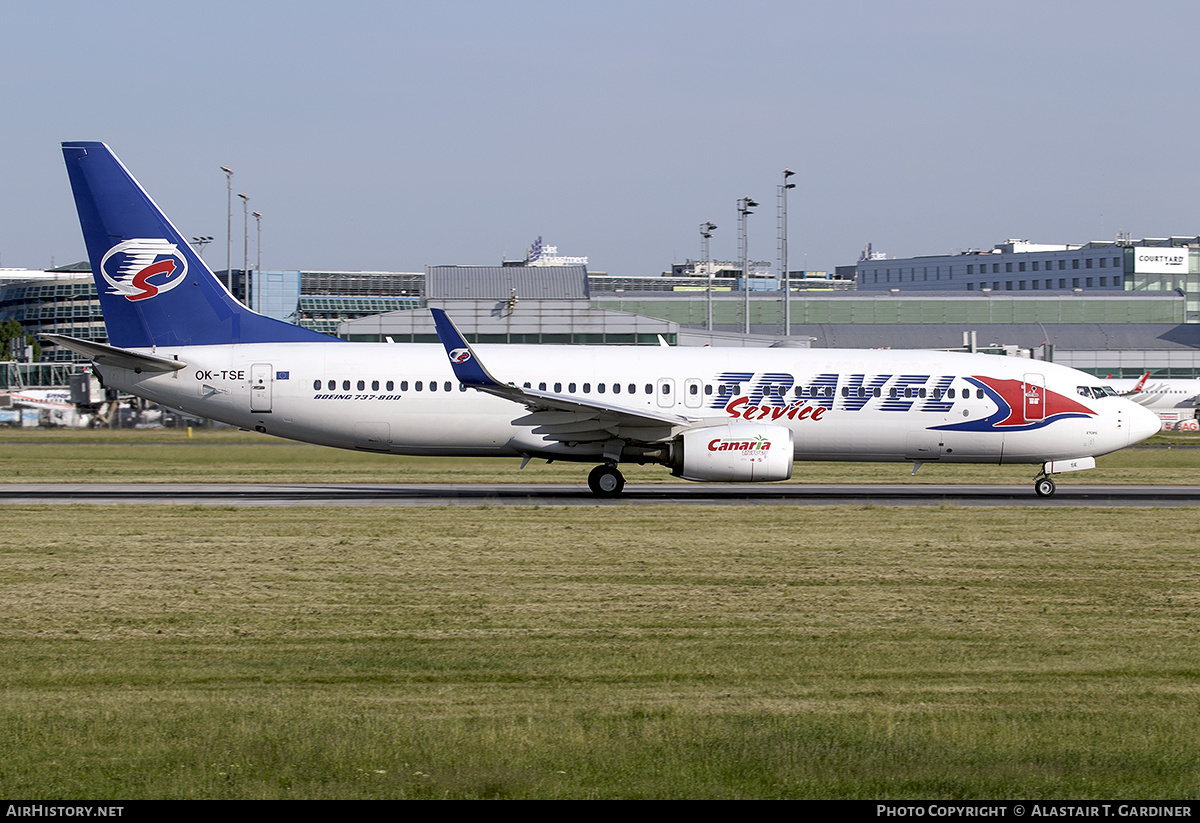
[1,430,1198,798]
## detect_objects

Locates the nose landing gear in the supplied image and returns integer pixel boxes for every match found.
[588,464,625,497]
[1033,457,1097,497]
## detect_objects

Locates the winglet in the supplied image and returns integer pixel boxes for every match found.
[430,308,506,389]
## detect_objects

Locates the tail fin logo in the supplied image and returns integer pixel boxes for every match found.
[449,348,472,364]
[99,239,189,302]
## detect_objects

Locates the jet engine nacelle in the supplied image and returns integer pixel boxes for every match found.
[672,423,794,482]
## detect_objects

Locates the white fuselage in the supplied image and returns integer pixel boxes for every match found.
[1103,378,1200,411]
[97,342,1158,468]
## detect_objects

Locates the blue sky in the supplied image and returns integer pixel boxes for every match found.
[3,0,1198,276]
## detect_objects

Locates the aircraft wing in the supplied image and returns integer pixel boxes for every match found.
[430,308,703,443]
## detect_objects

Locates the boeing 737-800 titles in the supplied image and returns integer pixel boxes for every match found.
[46,143,1161,497]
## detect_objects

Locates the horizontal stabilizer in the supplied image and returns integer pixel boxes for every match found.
[41,334,187,373]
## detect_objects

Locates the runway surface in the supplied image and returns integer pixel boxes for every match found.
[3,482,1199,507]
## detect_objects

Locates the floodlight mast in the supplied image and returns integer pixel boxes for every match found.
[220,165,233,291]
[738,196,757,334]
[700,220,717,331]
[779,168,796,335]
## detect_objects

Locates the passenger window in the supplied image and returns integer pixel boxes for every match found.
[629,384,636,394]
[689,384,698,395]
[342,380,350,391]
[554,382,562,392]
[357,380,365,391]
[718,385,728,397]
[415,381,423,391]
[386,380,394,391]
[430,381,437,392]
[372,380,379,391]
[445,381,452,392]
[539,382,547,391]
[313,380,321,390]
[400,381,409,391]
[328,379,336,391]
[976,389,985,399]
[583,383,591,393]
[874,387,881,397]
[598,383,606,394]
[645,384,652,394]
[569,383,577,393]
[613,383,621,394]
[948,388,955,399]
[661,383,671,394]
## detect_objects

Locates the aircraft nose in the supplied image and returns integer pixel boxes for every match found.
[1128,402,1161,445]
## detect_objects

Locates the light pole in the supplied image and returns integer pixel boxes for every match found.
[252,211,262,312]
[190,235,214,257]
[738,196,757,334]
[252,211,262,271]
[220,165,233,291]
[238,192,249,306]
[701,221,716,331]
[779,168,795,336]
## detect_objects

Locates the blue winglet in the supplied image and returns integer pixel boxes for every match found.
[430,308,504,388]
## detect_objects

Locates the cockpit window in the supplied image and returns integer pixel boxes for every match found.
[1078,386,1111,399]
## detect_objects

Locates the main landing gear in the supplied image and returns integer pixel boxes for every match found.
[1033,471,1056,498]
[588,464,625,497]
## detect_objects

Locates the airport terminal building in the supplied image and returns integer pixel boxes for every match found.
[4,233,1200,389]
[853,237,1200,324]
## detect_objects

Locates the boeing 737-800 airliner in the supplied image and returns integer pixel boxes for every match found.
[46,143,1161,497]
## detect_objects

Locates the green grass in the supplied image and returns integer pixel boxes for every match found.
[1,426,1198,485]
[2,505,1200,798]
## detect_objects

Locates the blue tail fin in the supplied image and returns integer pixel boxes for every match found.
[61,142,331,348]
